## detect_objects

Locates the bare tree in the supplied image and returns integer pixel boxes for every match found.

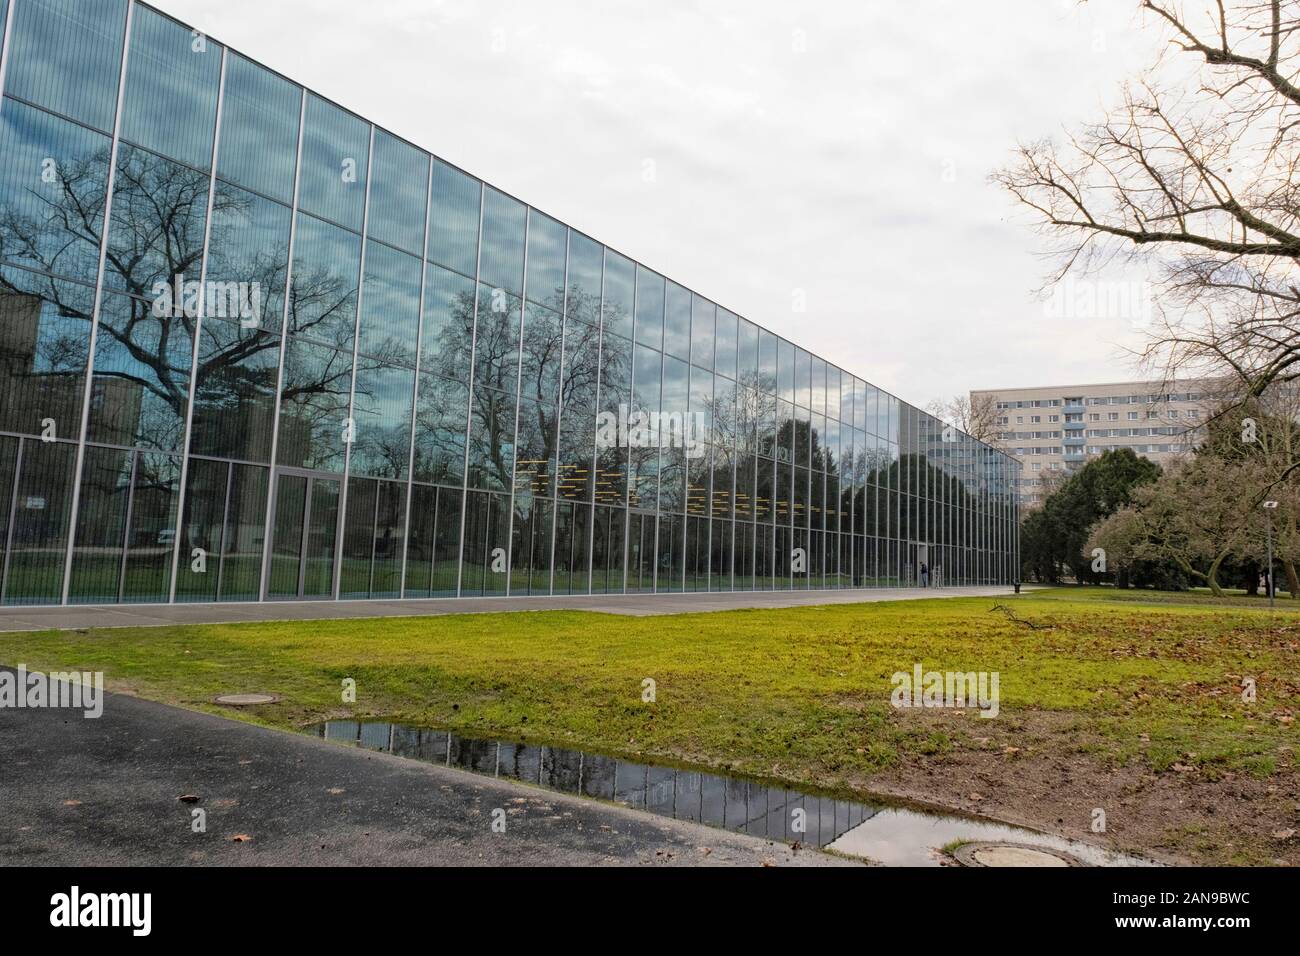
[925,392,1000,445]
[994,1,1300,404]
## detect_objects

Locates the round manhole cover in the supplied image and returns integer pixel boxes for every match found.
[214,694,279,707]
[952,842,1083,868]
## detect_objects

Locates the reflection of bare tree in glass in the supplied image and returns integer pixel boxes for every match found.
[0,144,362,459]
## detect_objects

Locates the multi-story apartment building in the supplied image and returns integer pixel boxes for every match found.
[971,381,1211,508]
[0,0,1018,608]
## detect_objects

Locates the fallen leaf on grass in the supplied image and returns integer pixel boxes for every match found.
[1273,829,1296,841]
[177,794,201,804]
[230,834,253,843]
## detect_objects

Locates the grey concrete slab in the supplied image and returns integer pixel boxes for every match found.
[0,685,856,867]
[0,586,1020,632]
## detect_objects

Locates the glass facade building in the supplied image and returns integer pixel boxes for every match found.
[0,0,1018,608]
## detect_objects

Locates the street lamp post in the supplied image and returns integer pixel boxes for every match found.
[1263,501,1279,608]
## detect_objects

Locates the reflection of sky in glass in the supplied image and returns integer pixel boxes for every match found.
[218,54,301,204]
[6,0,128,134]
[122,6,221,171]
[367,131,428,256]
[525,210,566,310]
[290,213,361,351]
[359,241,420,364]
[479,187,526,296]
[427,158,480,279]
[299,95,369,232]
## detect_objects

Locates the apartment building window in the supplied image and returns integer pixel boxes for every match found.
[1128,411,1138,420]
[1108,412,1119,421]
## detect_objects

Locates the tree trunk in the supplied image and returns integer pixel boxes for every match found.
[1285,559,1300,601]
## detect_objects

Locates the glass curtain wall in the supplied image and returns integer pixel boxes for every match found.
[0,0,1019,607]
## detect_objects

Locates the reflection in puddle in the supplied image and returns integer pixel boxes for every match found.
[312,721,1156,866]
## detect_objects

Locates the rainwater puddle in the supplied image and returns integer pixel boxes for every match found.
[310,720,1157,867]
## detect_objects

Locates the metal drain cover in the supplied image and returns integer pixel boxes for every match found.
[214,694,279,706]
[953,842,1083,867]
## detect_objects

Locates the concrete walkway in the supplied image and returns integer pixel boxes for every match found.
[0,586,1019,632]
[0,686,855,867]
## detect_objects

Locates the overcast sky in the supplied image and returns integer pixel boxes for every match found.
[161,0,1167,407]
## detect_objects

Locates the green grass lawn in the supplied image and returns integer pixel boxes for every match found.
[7,585,1300,863]
[3,588,1295,790]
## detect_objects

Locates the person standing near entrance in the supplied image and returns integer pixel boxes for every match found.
[920,562,930,588]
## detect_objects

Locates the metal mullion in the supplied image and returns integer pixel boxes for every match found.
[60,0,136,606]
[332,123,375,601]
[168,44,229,603]
[504,212,530,596]
[454,183,485,598]
[214,459,233,601]
[398,155,434,599]
[116,449,139,604]
[0,0,18,101]
[257,88,307,602]
[1,437,25,603]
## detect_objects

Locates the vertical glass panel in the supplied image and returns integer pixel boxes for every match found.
[713,308,738,381]
[267,472,305,598]
[634,267,664,351]
[175,456,225,602]
[339,475,376,598]
[413,373,467,485]
[350,362,413,479]
[758,330,777,393]
[87,290,192,452]
[217,53,300,204]
[514,397,557,499]
[2,438,75,605]
[122,6,221,171]
[796,349,811,409]
[404,483,461,598]
[372,479,405,598]
[510,496,552,596]
[419,261,474,381]
[0,436,16,584]
[298,94,369,232]
[811,356,827,416]
[525,210,566,312]
[461,489,509,596]
[738,319,759,384]
[478,187,525,296]
[277,338,352,473]
[591,505,625,594]
[367,130,427,255]
[472,283,520,393]
[566,232,602,326]
[68,444,129,604]
[601,251,634,340]
[0,268,93,439]
[5,0,128,133]
[777,339,795,403]
[190,321,278,463]
[0,99,111,283]
[302,477,339,597]
[663,281,691,361]
[220,464,267,600]
[120,451,180,603]
[466,383,516,492]
[426,158,479,278]
[104,145,210,297]
[205,184,290,334]
[288,213,361,351]
[358,240,420,363]
[520,304,562,407]
[690,295,715,370]
[552,499,590,594]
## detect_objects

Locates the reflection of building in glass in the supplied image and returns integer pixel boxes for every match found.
[0,0,1018,608]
